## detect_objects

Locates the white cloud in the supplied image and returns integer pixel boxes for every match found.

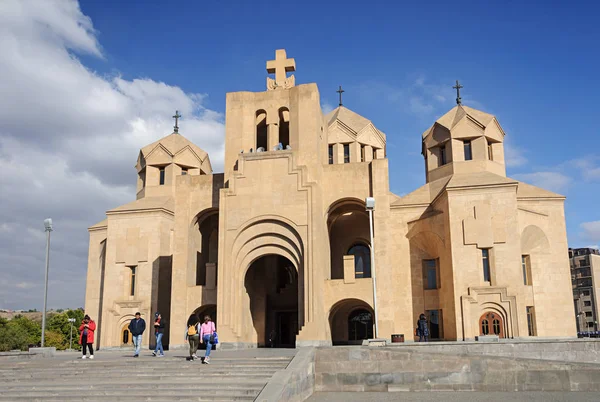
[512,172,570,193]
[581,221,600,245]
[574,157,600,181]
[322,102,335,115]
[504,142,528,167]
[0,0,225,310]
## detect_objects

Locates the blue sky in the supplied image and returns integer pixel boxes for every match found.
[0,0,598,309]
[80,0,599,245]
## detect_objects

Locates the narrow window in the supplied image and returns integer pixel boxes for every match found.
[328,145,334,165]
[130,266,136,296]
[159,167,165,185]
[586,311,593,317]
[487,142,494,161]
[526,306,537,336]
[422,259,440,290]
[463,140,472,161]
[481,319,489,335]
[348,244,371,278]
[256,110,267,151]
[584,301,591,307]
[522,255,532,285]
[181,168,188,175]
[372,148,377,160]
[361,145,365,162]
[343,144,350,163]
[492,319,501,335]
[279,108,290,148]
[439,145,447,166]
[482,249,491,282]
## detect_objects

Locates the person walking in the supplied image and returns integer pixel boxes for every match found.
[199,315,216,364]
[79,315,96,359]
[152,312,166,357]
[128,312,146,358]
[186,316,200,361]
[417,313,429,342]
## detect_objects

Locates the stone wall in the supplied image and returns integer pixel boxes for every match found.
[314,346,600,392]
[391,339,600,364]
[256,347,315,402]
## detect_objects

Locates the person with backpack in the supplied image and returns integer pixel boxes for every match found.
[416,313,429,342]
[199,315,216,364]
[128,312,146,358]
[186,316,200,361]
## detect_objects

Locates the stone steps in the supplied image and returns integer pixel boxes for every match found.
[0,352,294,401]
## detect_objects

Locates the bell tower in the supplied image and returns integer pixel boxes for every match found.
[223,49,327,181]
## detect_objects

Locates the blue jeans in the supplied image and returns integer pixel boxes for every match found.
[154,333,164,355]
[133,334,142,355]
[202,334,212,357]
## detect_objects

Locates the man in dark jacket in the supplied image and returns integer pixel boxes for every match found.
[152,312,166,357]
[128,312,146,357]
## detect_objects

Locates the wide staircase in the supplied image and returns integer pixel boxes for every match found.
[0,350,294,401]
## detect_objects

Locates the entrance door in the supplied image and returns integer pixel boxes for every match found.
[245,255,299,348]
[121,325,132,346]
[276,311,297,348]
[479,312,504,338]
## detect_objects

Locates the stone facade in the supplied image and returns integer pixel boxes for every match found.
[84,49,576,350]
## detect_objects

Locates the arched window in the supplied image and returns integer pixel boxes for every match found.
[481,319,489,335]
[348,244,371,278]
[348,309,373,341]
[279,107,290,148]
[256,110,267,151]
[492,319,501,335]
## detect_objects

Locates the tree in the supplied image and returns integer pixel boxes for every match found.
[44,330,66,350]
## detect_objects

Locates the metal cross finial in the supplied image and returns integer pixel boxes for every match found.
[172,110,181,133]
[453,80,463,105]
[336,85,345,106]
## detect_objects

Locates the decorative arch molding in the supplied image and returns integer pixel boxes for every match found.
[222,216,306,338]
[521,225,550,255]
[461,286,518,340]
[190,208,219,229]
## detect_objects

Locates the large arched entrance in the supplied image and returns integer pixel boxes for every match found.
[245,255,298,348]
[329,298,374,345]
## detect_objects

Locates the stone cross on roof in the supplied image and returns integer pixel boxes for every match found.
[453,80,463,105]
[266,49,296,90]
[172,110,181,133]
[336,85,345,106]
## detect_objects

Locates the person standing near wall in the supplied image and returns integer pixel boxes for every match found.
[79,315,96,359]
[416,313,429,342]
[152,312,166,357]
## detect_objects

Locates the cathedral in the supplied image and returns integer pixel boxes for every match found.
[85,49,576,349]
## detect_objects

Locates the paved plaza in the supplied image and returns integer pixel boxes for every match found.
[308,392,600,402]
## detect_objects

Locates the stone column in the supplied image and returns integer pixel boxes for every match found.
[268,124,279,151]
[343,255,355,284]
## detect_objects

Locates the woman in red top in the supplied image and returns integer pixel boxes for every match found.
[79,315,96,359]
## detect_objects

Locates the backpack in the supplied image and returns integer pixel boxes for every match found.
[187,324,197,336]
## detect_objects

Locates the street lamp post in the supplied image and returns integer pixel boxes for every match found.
[365,197,379,339]
[68,318,76,350]
[41,218,53,348]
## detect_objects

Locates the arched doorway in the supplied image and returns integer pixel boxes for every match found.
[329,299,374,345]
[245,255,298,348]
[190,209,219,286]
[121,324,132,346]
[479,312,504,338]
[327,199,371,280]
